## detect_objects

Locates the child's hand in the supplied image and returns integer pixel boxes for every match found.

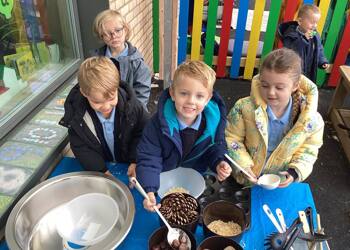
[245,167,258,183]
[143,192,161,212]
[216,161,232,181]
[127,163,137,188]
[322,63,329,69]
[127,163,136,177]
[278,171,294,188]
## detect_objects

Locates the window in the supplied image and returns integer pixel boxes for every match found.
[0,0,82,138]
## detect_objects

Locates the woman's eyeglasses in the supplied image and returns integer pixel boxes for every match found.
[102,27,124,40]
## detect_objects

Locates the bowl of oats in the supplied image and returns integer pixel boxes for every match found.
[158,167,205,199]
[202,200,246,240]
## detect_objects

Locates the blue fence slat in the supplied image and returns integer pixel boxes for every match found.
[178,0,190,65]
[230,0,249,78]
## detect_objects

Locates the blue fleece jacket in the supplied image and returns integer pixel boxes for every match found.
[136,88,228,192]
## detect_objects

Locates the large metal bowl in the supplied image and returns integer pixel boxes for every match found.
[6,172,135,250]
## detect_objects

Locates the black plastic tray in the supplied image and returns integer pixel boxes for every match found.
[198,174,251,229]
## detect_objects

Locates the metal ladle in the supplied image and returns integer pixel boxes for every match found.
[130,177,191,249]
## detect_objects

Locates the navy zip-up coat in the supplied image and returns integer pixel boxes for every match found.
[278,21,328,82]
[136,88,228,192]
[59,83,149,172]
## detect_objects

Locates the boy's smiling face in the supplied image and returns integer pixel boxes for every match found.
[82,89,118,118]
[170,76,212,126]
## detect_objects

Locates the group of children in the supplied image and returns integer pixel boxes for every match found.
[60,4,326,212]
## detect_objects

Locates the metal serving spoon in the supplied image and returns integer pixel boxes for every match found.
[130,177,191,249]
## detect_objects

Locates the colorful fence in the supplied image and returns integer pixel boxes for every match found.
[153,0,350,87]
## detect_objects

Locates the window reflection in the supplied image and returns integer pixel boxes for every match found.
[0,0,77,122]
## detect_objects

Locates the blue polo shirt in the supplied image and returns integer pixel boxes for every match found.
[266,98,292,159]
[177,113,202,131]
[106,43,129,59]
[96,107,116,161]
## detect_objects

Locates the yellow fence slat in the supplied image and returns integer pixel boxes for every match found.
[191,0,204,60]
[243,0,266,79]
[317,0,331,34]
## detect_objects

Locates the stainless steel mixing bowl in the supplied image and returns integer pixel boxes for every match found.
[6,172,135,250]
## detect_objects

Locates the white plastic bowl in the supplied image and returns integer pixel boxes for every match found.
[56,193,119,247]
[158,167,205,198]
[257,174,281,190]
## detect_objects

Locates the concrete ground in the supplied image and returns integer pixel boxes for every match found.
[148,78,350,249]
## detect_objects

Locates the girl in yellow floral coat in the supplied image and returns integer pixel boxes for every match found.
[226,48,324,187]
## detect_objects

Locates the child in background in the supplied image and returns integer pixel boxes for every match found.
[60,57,149,177]
[278,4,329,82]
[136,61,232,211]
[92,10,151,110]
[226,48,324,187]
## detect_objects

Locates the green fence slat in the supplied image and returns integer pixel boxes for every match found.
[316,0,348,86]
[152,0,159,73]
[261,0,283,59]
[203,0,219,66]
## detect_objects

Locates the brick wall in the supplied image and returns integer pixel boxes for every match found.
[109,0,154,74]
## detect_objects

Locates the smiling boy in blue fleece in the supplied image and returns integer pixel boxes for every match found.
[136,60,232,211]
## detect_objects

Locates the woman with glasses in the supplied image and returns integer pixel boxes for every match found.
[93,10,151,110]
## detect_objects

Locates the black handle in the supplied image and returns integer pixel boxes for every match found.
[288,217,302,232]
[284,217,302,240]
[305,207,315,235]
[283,225,303,250]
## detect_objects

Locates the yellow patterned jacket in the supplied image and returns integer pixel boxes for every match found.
[225,75,324,185]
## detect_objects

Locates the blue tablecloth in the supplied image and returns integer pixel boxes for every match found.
[1,157,318,249]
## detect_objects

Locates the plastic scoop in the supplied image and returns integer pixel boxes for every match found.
[130,177,191,249]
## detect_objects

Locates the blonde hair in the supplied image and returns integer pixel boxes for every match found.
[172,60,216,92]
[297,4,320,19]
[260,48,302,124]
[93,9,131,40]
[78,56,120,98]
